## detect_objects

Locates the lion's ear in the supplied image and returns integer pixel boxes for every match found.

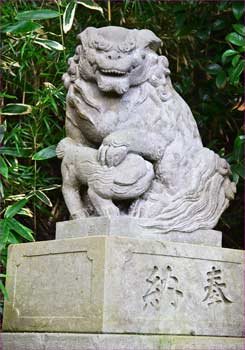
[136,29,162,51]
[77,27,98,46]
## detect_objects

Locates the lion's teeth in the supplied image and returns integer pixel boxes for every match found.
[101,69,126,76]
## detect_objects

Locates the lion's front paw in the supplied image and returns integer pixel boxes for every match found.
[223,178,236,200]
[98,143,128,167]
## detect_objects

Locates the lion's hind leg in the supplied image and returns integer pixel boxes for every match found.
[61,161,87,220]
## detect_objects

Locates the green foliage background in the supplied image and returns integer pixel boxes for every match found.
[0,0,244,310]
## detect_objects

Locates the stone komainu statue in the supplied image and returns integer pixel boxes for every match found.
[57,26,236,233]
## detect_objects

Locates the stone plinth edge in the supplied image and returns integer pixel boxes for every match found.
[2,333,244,350]
[56,217,222,247]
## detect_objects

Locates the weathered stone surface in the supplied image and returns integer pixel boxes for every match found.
[56,26,236,235]
[56,217,222,247]
[3,237,105,333]
[2,333,245,350]
[3,236,244,336]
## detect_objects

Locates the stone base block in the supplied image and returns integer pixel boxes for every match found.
[2,333,244,350]
[3,236,244,336]
[56,217,222,247]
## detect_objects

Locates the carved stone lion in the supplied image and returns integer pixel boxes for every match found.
[58,26,236,233]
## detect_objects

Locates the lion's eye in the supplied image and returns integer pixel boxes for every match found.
[118,40,136,53]
[90,36,112,52]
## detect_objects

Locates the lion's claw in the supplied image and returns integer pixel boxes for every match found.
[98,143,128,167]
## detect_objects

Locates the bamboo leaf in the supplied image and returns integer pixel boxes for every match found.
[4,199,28,218]
[32,145,57,160]
[1,104,32,116]
[0,180,4,198]
[0,156,8,178]
[2,21,42,34]
[0,280,9,300]
[0,125,5,143]
[16,9,60,21]
[34,39,65,51]
[0,147,31,158]
[77,1,104,16]
[35,190,52,207]
[5,218,35,242]
[63,1,77,34]
[17,208,33,218]
[0,93,16,99]
[1,219,10,245]
[8,232,23,244]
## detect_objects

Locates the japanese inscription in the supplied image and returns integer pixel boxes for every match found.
[202,266,233,306]
[143,265,183,310]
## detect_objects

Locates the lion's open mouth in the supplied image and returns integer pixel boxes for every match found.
[100,68,127,77]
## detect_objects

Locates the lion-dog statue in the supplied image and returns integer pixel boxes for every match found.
[57,26,236,233]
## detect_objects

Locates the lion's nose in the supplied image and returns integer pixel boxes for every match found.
[107,52,121,60]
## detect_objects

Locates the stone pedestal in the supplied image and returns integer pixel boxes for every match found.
[56,217,222,247]
[2,220,244,349]
[2,333,244,350]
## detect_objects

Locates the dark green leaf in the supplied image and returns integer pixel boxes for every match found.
[0,280,9,300]
[1,219,9,245]
[2,21,42,34]
[6,218,34,241]
[4,199,28,218]
[222,49,238,59]
[232,24,245,36]
[230,60,244,85]
[16,9,60,21]
[175,13,186,30]
[215,70,226,89]
[63,1,77,34]
[222,49,238,64]
[196,28,210,41]
[0,125,5,143]
[32,145,57,160]
[0,180,4,198]
[0,156,8,178]
[35,190,52,207]
[233,135,244,161]
[232,2,244,20]
[226,32,244,47]
[8,232,23,245]
[212,19,225,31]
[218,1,229,11]
[1,104,32,115]
[206,63,222,75]
[231,164,244,180]
[232,55,240,67]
